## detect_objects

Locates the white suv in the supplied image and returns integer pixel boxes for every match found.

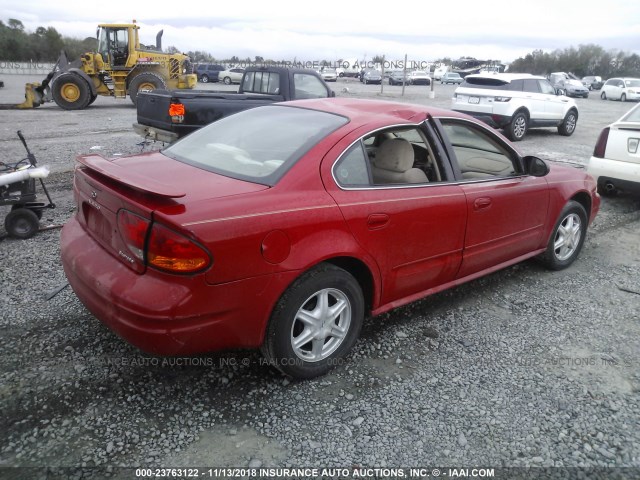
[452,73,579,141]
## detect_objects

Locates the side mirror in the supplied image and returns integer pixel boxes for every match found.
[523,155,549,177]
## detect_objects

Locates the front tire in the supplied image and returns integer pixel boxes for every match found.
[601,91,607,100]
[261,264,364,379]
[128,72,167,106]
[201,74,209,83]
[506,111,528,141]
[621,93,627,102]
[558,109,578,136]
[538,201,588,270]
[52,73,91,110]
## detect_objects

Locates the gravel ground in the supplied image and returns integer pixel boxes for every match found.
[0,75,639,477]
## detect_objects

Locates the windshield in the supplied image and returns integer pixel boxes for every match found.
[567,80,583,87]
[163,106,348,185]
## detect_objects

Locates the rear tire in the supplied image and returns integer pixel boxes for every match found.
[128,72,167,106]
[52,73,91,110]
[558,109,578,136]
[506,111,528,141]
[4,208,40,239]
[261,264,364,379]
[223,76,232,85]
[538,201,588,270]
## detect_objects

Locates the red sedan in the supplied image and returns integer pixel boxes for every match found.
[61,98,600,379]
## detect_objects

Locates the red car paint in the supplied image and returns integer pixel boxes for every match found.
[61,98,599,356]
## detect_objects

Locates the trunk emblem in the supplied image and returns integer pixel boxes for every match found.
[91,191,98,199]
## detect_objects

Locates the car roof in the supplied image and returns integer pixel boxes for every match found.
[464,73,544,82]
[282,98,469,125]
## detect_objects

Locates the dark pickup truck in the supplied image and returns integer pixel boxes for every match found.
[133,66,336,143]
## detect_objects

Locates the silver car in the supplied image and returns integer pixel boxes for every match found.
[219,68,245,85]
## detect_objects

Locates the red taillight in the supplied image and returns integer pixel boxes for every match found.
[118,210,211,274]
[592,127,610,158]
[117,210,150,262]
[147,223,211,274]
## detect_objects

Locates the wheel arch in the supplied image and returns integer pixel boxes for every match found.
[513,106,530,120]
[570,191,592,218]
[65,68,97,95]
[323,256,376,314]
[126,66,167,88]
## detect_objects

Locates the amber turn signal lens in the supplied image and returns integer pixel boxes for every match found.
[168,103,185,116]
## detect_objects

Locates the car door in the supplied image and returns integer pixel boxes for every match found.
[437,118,550,278]
[521,79,547,120]
[607,79,623,100]
[321,123,468,306]
[537,79,567,120]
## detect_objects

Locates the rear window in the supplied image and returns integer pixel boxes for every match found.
[242,71,281,94]
[621,105,640,122]
[461,77,511,90]
[163,106,348,186]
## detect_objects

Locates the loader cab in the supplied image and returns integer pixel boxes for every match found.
[97,26,132,68]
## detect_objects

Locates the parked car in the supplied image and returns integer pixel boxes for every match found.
[559,79,589,98]
[219,68,245,85]
[452,73,579,141]
[587,102,640,196]
[361,70,382,85]
[388,70,409,85]
[62,98,599,379]
[320,68,337,82]
[582,76,603,90]
[195,64,225,83]
[408,70,431,85]
[549,73,589,98]
[600,77,640,102]
[433,65,449,80]
[441,72,463,84]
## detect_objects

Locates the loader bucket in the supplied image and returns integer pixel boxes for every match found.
[0,83,47,110]
[16,83,47,109]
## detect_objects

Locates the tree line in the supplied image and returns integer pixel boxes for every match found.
[509,44,640,78]
[0,19,97,62]
[2,18,639,78]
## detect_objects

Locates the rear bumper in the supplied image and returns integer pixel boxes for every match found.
[133,123,180,143]
[587,156,640,193]
[61,217,297,356]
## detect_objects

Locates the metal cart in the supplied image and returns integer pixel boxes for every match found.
[0,131,55,239]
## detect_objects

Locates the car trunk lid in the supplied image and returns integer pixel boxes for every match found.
[73,152,268,272]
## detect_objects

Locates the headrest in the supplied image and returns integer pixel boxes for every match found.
[375,138,414,173]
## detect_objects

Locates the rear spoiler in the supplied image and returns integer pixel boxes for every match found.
[76,155,186,198]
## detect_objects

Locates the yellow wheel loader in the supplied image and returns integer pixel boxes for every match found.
[3,21,196,110]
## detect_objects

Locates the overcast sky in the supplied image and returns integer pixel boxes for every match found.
[3,0,640,63]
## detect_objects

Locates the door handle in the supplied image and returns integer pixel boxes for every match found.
[367,213,389,230]
[474,197,492,210]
